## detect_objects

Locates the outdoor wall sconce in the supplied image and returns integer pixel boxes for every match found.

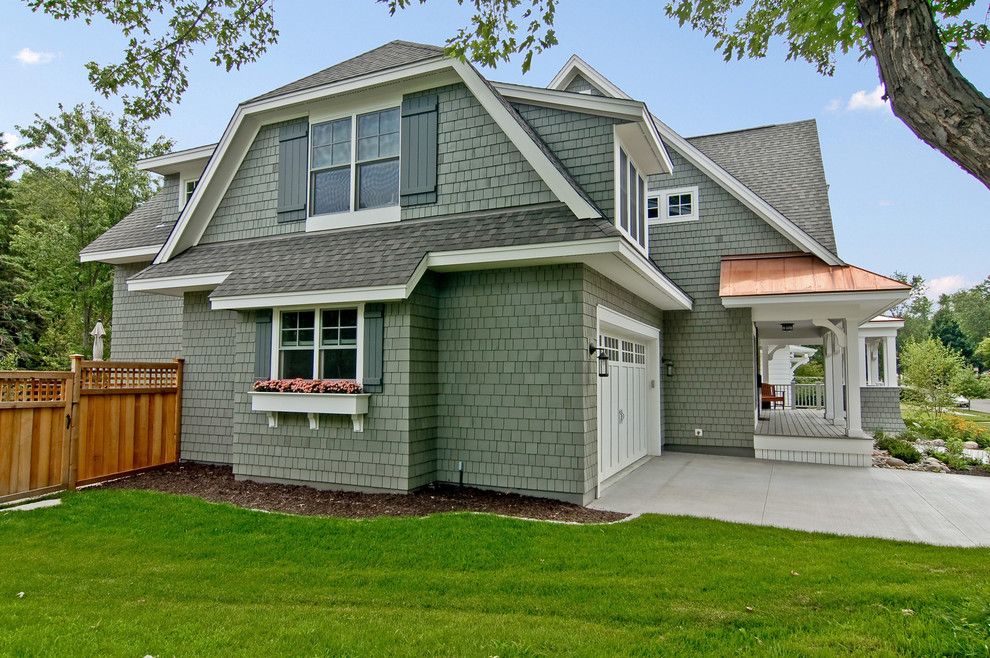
[589,343,610,378]
[663,359,674,377]
[780,322,795,332]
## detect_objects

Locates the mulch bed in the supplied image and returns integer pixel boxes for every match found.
[98,463,628,524]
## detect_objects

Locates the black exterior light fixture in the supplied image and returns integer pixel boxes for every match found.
[663,358,674,377]
[781,322,795,332]
[589,343,610,378]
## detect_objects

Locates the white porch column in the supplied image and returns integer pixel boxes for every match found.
[884,335,898,386]
[858,335,868,387]
[829,334,846,425]
[868,339,881,385]
[844,319,864,437]
[823,333,835,420]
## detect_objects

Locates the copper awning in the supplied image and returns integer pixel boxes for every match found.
[720,253,911,298]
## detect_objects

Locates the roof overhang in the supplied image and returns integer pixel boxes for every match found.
[548,54,632,99]
[724,289,911,326]
[137,144,216,176]
[79,244,161,265]
[134,237,692,312]
[155,57,603,265]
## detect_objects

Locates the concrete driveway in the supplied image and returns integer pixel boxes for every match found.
[591,453,990,546]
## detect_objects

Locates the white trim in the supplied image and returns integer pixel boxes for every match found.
[250,392,370,433]
[126,271,231,295]
[271,303,364,383]
[212,285,409,310]
[137,144,216,174]
[612,138,649,256]
[79,244,160,264]
[722,290,909,308]
[306,206,400,232]
[648,185,699,224]
[427,236,617,266]
[597,305,660,339]
[548,54,632,99]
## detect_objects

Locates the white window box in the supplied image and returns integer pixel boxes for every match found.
[250,391,370,432]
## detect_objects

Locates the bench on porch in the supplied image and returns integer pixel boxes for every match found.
[761,383,785,409]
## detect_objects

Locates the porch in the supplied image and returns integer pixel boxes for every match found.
[755,408,844,439]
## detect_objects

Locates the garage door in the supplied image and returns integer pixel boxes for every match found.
[598,333,650,480]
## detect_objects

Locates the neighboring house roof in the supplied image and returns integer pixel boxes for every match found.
[719,253,911,298]
[687,120,837,254]
[249,40,445,103]
[132,204,625,299]
[79,189,173,262]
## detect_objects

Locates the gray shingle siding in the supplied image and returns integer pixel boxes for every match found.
[109,263,183,361]
[650,145,797,456]
[200,121,304,244]
[563,75,603,96]
[512,103,620,222]
[401,84,554,219]
[861,387,906,434]
[180,292,237,464]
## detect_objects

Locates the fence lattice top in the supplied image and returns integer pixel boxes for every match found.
[80,361,179,390]
[0,373,68,403]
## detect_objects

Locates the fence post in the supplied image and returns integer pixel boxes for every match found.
[173,358,184,462]
[66,354,83,490]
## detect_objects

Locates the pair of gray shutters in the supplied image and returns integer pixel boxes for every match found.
[254,305,384,393]
[275,95,438,222]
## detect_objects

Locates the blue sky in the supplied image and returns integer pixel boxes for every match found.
[2,0,987,295]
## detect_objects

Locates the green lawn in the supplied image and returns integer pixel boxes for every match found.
[902,402,990,429]
[2,490,989,656]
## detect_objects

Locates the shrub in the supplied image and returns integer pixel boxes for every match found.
[900,338,966,416]
[905,412,990,448]
[929,450,979,471]
[955,369,990,399]
[874,430,922,463]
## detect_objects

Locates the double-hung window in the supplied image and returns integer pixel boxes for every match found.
[278,308,360,380]
[617,147,647,252]
[310,107,400,217]
[184,179,198,206]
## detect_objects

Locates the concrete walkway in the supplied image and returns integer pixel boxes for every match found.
[591,453,990,546]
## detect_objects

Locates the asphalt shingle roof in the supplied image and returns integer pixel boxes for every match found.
[131,204,622,298]
[80,189,173,255]
[686,119,838,254]
[249,41,445,103]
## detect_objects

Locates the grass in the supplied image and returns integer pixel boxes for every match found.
[902,402,990,430]
[2,490,990,656]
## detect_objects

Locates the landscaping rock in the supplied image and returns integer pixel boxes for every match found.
[922,457,950,473]
[963,441,980,450]
[885,457,908,468]
[931,439,946,447]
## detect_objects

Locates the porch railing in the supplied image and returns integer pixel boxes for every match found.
[770,380,826,409]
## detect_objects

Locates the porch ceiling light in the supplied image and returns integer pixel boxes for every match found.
[780,322,795,332]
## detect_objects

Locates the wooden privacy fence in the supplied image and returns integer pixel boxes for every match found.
[0,356,184,503]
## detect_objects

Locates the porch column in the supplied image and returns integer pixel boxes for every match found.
[844,319,864,437]
[830,335,846,425]
[823,334,835,420]
[884,335,898,386]
[858,336,868,387]
[868,339,881,385]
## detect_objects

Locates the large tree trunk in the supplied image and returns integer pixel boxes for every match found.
[856,0,990,190]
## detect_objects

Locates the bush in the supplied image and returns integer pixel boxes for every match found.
[905,412,990,448]
[929,450,980,471]
[900,338,966,415]
[874,430,922,463]
[955,369,990,399]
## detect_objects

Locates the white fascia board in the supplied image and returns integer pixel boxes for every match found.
[210,284,409,310]
[721,290,910,308]
[598,304,661,338]
[451,60,601,220]
[426,237,620,269]
[79,244,161,264]
[137,144,216,174]
[548,54,632,99]
[127,272,231,296]
[651,113,843,266]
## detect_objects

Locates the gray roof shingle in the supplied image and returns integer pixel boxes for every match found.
[80,189,173,255]
[131,204,624,298]
[249,41,445,103]
[686,119,837,254]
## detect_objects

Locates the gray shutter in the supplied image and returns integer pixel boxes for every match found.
[277,120,309,223]
[255,309,273,379]
[362,304,384,393]
[400,95,438,204]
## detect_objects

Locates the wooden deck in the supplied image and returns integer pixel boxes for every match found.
[755,409,846,438]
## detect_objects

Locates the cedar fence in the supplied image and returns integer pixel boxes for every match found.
[0,355,184,503]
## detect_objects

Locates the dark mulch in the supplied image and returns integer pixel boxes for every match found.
[98,463,628,524]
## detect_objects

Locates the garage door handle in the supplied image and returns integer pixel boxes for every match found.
[617,409,625,424]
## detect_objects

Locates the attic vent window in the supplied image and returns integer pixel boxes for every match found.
[648,186,700,224]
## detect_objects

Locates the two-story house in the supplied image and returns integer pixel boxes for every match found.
[81,41,911,503]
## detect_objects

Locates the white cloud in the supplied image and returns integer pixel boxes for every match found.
[824,99,841,113]
[1,132,19,150]
[847,85,888,111]
[14,47,55,65]
[877,199,895,207]
[928,275,968,297]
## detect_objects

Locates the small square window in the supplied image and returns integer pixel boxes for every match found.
[648,187,699,223]
[647,197,659,220]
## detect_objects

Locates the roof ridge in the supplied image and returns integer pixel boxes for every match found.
[687,118,816,141]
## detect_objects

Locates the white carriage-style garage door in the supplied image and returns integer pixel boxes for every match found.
[597,330,654,481]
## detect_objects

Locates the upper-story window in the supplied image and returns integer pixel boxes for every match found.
[616,147,647,252]
[310,107,400,217]
[183,179,198,206]
[648,186,700,223]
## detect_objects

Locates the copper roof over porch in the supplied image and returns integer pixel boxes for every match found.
[719,253,911,298]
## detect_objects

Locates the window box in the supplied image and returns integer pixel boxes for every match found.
[250,389,370,432]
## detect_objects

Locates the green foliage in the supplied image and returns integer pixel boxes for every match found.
[3,490,990,654]
[891,273,933,355]
[874,430,922,463]
[955,369,990,399]
[794,361,824,379]
[24,0,278,121]
[904,410,990,448]
[4,103,170,367]
[900,338,966,416]
[976,337,990,371]
[932,298,975,360]
[949,277,990,353]
[385,0,558,72]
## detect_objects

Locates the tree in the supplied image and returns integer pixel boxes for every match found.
[975,336,990,371]
[900,337,965,416]
[5,103,170,366]
[890,273,933,355]
[949,276,990,349]
[930,297,973,361]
